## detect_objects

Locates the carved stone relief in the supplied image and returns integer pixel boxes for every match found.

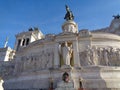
[0,61,15,77]
[79,46,120,66]
[15,48,54,73]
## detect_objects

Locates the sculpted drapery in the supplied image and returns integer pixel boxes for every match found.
[60,42,72,66]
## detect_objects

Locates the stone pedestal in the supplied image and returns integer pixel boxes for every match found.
[61,65,72,69]
[55,81,76,90]
[62,20,78,33]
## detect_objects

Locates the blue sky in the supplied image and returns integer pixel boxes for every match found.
[0,0,120,48]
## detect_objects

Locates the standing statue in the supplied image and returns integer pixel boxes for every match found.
[4,37,9,48]
[116,50,120,61]
[79,78,83,88]
[103,48,109,66]
[92,46,99,65]
[97,47,103,65]
[86,45,93,65]
[64,5,74,21]
[113,14,120,19]
[60,42,72,66]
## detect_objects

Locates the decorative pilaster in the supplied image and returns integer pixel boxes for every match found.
[73,40,80,68]
[54,43,60,68]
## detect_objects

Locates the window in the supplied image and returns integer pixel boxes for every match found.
[18,39,21,46]
[22,39,25,46]
[26,38,29,45]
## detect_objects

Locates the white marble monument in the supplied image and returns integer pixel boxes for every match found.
[0,5,120,90]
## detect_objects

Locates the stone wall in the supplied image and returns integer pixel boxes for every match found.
[0,61,15,78]
[14,46,54,74]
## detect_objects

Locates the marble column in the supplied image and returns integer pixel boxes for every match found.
[72,40,80,68]
[54,43,60,68]
[20,39,23,46]
[24,39,27,46]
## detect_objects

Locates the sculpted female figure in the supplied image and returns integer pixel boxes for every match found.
[60,42,72,66]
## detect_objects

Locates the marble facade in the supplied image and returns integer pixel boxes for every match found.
[1,6,120,90]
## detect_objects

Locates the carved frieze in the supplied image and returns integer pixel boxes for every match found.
[0,61,15,78]
[15,48,54,73]
[79,46,120,66]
